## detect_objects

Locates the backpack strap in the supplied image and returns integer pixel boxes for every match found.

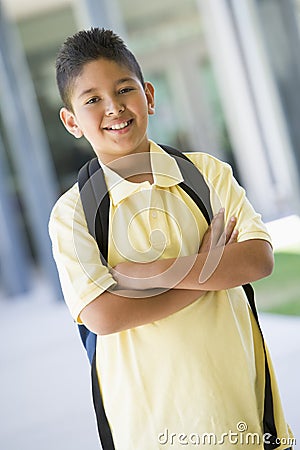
[159,144,213,223]
[242,284,279,449]
[78,157,110,266]
[78,158,115,450]
[78,144,278,449]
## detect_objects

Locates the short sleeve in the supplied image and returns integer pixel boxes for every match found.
[185,153,272,245]
[48,183,117,322]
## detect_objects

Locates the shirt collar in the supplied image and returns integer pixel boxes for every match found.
[99,140,184,206]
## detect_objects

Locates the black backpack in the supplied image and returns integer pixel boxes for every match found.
[78,144,279,450]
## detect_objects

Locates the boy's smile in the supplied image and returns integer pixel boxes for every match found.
[103,119,133,132]
[60,59,155,164]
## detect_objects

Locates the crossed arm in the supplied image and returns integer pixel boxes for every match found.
[80,211,274,335]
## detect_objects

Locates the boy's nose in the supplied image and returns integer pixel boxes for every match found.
[105,99,125,116]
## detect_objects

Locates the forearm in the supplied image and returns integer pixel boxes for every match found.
[114,239,274,292]
[155,239,274,290]
[80,287,206,335]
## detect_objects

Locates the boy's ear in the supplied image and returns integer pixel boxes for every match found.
[59,107,83,138]
[144,82,155,115]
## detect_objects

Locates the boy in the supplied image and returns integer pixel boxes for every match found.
[49,28,293,449]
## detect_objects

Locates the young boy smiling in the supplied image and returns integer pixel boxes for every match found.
[49,28,293,449]
[60,58,155,166]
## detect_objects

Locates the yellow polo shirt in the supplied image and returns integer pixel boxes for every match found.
[49,141,293,449]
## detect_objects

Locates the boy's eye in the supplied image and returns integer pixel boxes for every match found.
[86,97,99,105]
[119,87,134,94]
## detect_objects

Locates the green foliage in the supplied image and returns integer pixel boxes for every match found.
[254,252,300,316]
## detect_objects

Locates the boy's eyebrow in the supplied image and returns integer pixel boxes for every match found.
[115,77,137,85]
[78,77,138,100]
[78,88,98,99]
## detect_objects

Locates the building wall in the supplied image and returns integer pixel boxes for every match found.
[10,0,300,219]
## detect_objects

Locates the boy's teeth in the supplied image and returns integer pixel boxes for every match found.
[110,121,129,130]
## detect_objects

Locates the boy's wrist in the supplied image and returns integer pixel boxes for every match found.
[145,259,169,289]
[146,257,189,289]
[112,256,197,290]
[112,260,164,290]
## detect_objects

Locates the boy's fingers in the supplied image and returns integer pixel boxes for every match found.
[211,209,225,247]
[199,209,224,253]
[215,215,238,247]
[200,210,238,251]
[225,216,237,244]
[227,228,239,244]
[198,225,213,253]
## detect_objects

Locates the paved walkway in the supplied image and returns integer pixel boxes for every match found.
[1,277,299,449]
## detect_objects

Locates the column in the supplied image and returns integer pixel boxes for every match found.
[0,3,62,299]
[197,0,300,219]
[75,0,127,37]
[0,133,30,297]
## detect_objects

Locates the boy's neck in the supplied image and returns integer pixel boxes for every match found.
[105,151,154,184]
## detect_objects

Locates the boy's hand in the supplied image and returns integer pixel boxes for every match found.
[196,209,239,284]
[199,209,238,254]
[112,209,239,291]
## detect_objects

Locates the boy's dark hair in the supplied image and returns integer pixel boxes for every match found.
[56,27,145,111]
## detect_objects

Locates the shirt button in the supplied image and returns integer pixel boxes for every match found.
[151,211,157,218]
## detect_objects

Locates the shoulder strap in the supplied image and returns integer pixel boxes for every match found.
[159,144,213,224]
[78,144,278,449]
[242,284,279,449]
[78,158,115,450]
[78,157,110,266]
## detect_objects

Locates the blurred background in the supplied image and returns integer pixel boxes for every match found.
[0,0,299,449]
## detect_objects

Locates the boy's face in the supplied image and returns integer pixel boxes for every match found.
[60,58,155,164]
